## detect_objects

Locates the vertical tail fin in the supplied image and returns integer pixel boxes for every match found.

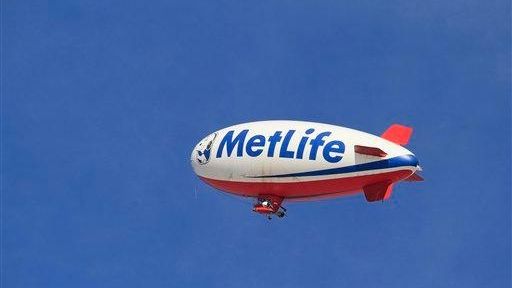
[381,124,413,145]
[363,181,394,202]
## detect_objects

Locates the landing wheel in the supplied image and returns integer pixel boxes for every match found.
[276,210,285,218]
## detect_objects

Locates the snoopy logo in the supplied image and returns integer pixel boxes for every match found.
[195,133,217,165]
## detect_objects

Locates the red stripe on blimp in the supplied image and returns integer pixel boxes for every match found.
[199,169,413,200]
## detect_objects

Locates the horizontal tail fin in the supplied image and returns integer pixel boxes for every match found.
[404,172,424,182]
[354,145,387,157]
[381,124,413,145]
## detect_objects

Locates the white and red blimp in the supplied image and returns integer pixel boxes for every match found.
[191,121,423,218]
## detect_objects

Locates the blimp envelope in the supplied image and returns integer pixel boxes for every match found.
[191,120,422,218]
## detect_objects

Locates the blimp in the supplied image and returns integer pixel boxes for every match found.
[191,121,423,218]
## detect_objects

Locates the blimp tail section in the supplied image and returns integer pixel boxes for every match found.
[381,124,413,145]
[404,171,424,182]
[363,181,394,202]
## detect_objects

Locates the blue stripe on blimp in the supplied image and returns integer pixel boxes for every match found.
[250,154,418,178]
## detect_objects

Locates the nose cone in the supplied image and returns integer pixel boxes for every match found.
[190,132,217,174]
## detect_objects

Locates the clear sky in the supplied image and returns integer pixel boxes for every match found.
[4,1,511,287]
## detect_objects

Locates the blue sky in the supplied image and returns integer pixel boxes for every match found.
[4,1,510,287]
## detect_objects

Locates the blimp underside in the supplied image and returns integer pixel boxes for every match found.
[191,121,423,218]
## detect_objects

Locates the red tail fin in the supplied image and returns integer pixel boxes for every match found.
[404,172,424,182]
[381,124,413,145]
[363,181,394,202]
